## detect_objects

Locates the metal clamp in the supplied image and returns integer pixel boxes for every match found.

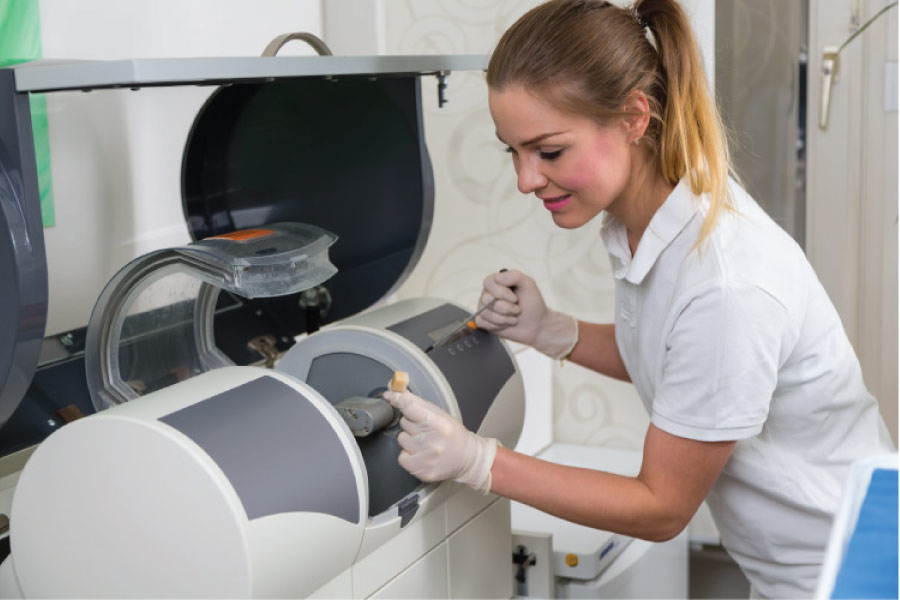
[398,494,420,527]
[262,32,333,57]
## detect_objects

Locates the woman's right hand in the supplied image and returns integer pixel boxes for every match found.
[475,269,578,360]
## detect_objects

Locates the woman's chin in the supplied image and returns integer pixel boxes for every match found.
[550,211,588,230]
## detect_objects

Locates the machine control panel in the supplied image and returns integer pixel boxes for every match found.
[389,304,515,433]
[425,321,482,355]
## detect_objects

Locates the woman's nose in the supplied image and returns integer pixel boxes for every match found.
[516,157,548,194]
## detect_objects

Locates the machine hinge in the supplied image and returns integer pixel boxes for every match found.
[247,334,279,368]
[436,71,449,108]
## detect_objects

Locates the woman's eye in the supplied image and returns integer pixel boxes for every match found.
[539,149,563,161]
[505,146,517,155]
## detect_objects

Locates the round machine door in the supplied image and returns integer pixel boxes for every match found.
[84,222,336,411]
[10,366,367,598]
[0,137,48,429]
[276,326,454,519]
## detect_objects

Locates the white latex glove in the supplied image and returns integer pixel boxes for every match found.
[475,269,578,360]
[383,390,498,495]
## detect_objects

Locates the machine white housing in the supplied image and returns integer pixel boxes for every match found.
[1,297,524,598]
[7,367,364,597]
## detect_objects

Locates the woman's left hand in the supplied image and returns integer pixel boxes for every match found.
[383,390,498,494]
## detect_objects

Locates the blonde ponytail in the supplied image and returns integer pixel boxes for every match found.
[635,0,734,247]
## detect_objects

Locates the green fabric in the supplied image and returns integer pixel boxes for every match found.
[0,0,55,227]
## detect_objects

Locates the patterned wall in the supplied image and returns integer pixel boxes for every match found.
[382,1,663,450]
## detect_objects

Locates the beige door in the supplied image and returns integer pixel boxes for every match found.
[807,0,898,444]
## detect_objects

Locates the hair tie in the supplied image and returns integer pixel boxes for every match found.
[629,5,648,29]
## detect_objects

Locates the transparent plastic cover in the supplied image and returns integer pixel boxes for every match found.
[85,222,338,410]
[182,222,338,299]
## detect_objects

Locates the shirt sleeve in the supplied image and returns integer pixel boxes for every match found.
[651,282,793,442]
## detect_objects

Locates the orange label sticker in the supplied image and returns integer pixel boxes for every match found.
[207,228,275,242]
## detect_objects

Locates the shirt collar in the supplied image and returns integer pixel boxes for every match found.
[600,178,700,284]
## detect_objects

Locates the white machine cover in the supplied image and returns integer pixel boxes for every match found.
[8,367,368,598]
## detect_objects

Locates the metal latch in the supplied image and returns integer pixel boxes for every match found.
[512,544,537,597]
[397,494,419,528]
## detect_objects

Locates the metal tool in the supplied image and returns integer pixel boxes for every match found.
[424,269,513,354]
[424,300,495,354]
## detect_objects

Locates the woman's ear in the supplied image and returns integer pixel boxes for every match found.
[622,90,651,144]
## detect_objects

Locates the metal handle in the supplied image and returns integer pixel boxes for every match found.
[818,2,898,130]
[819,46,839,130]
[262,32,333,57]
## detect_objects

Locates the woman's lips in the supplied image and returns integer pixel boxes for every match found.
[541,194,571,212]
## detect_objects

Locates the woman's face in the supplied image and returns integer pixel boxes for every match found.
[488,85,635,229]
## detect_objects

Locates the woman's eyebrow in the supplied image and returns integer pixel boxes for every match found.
[496,131,567,147]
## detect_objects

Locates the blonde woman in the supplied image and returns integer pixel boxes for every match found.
[383,1,895,597]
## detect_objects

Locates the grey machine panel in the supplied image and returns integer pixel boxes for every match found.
[389,304,516,433]
[0,68,49,428]
[160,375,360,523]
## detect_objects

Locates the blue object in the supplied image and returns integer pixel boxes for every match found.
[832,469,899,599]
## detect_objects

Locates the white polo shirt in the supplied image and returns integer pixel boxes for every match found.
[600,178,895,599]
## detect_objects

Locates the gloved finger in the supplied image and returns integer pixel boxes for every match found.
[397,450,419,475]
[486,298,521,317]
[478,290,496,311]
[474,313,500,331]
[398,451,434,481]
[402,414,456,444]
[383,390,433,424]
[482,272,520,304]
[396,431,423,454]
[398,416,431,437]
[475,308,519,329]
[494,268,533,293]
[398,395,451,418]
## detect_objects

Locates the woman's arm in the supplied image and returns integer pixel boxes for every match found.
[384,392,735,542]
[567,321,632,382]
[491,424,735,541]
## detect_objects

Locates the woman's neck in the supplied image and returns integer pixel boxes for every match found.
[607,159,674,256]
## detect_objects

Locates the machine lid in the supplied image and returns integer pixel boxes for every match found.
[84,223,336,411]
[181,59,455,330]
[10,55,487,93]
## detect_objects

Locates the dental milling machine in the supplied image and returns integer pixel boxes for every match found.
[0,41,524,598]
